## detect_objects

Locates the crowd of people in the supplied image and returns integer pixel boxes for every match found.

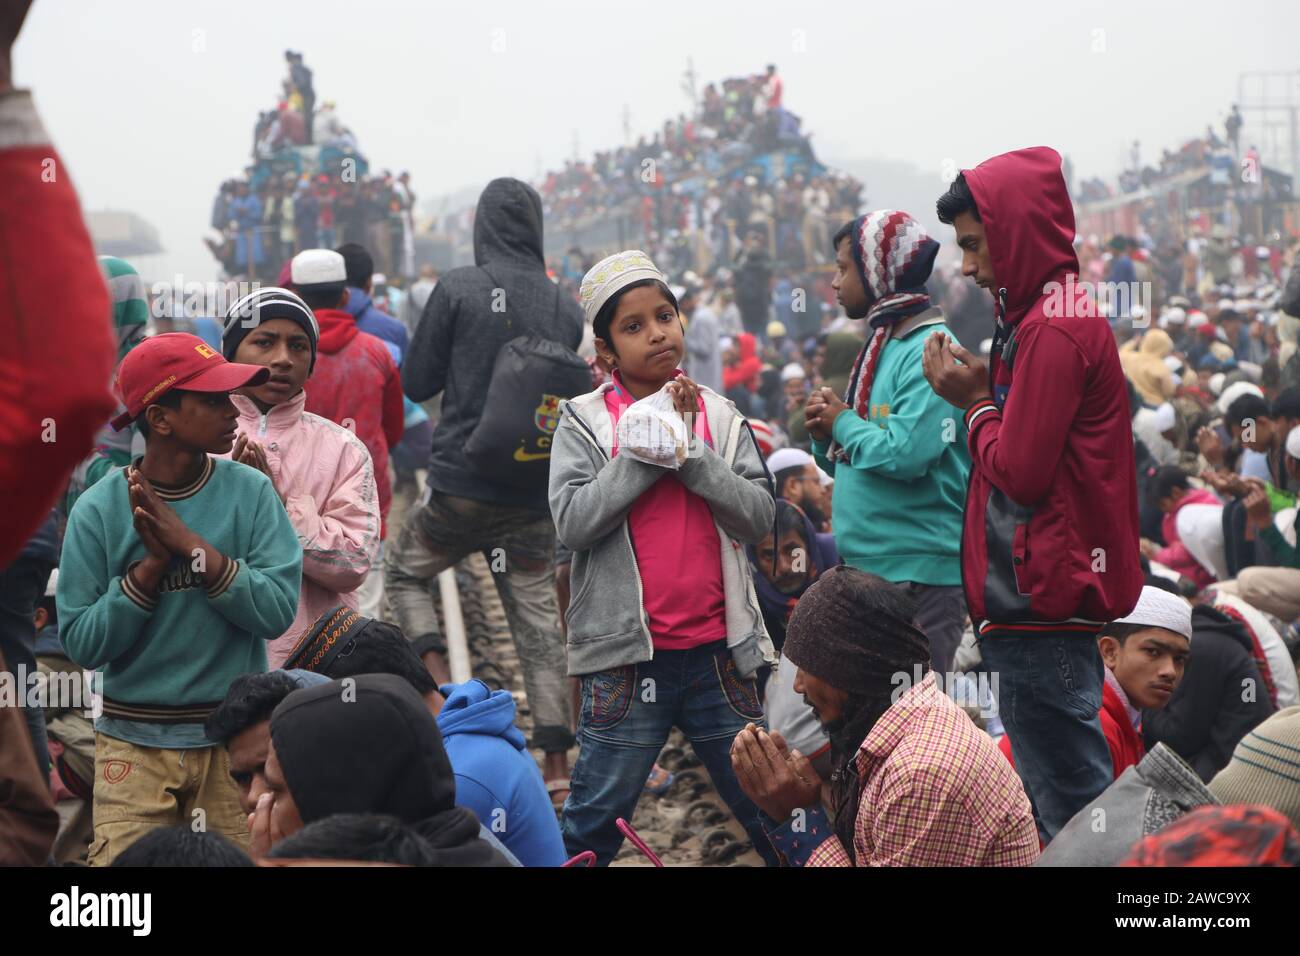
[204,54,417,284]
[6,10,1300,872]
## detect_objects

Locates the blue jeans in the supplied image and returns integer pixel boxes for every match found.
[980,629,1113,842]
[562,640,779,866]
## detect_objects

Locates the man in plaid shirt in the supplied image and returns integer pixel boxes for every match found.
[732,566,1038,866]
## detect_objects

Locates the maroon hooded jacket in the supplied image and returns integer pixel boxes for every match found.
[958,147,1142,626]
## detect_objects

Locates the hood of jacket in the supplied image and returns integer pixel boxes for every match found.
[1191,603,1254,655]
[314,307,359,354]
[270,674,503,865]
[473,177,545,270]
[963,146,1079,325]
[1140,328,1174,358]
[435,679,527,752]
[747,502,835,622]
[343,285,373,320]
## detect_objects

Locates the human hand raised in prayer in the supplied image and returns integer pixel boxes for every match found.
[922,331,991,410]
[730,724,821,823]
[804,387,848,442]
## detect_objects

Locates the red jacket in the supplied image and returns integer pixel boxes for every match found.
[303,309,404,534]
[959,148,1142,626]
[1,94,116,564]
[723,332,762,392]
[999,678,1144,780]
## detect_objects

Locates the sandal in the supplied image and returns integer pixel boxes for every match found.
[644,762,674,797]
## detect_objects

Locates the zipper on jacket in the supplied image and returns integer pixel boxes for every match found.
[258,412,269,439]
[560,400,653,651]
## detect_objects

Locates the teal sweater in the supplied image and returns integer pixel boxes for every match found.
[58,456,302,748]
[812,316,970,585]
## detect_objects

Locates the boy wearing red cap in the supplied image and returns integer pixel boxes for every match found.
[57,334,303,865]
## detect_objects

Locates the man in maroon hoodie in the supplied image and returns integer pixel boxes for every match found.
[922,147,1143,841]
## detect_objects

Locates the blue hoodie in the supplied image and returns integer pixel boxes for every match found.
[346,287,409,366]
[436,679,566,867]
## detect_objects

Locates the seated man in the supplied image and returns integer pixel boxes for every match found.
[731,566,1039,866]
[281,607,566,867]
[252,674,512,866]
[999,583,1191,781]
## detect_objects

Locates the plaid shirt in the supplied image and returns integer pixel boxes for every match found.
[766,672,1039,866]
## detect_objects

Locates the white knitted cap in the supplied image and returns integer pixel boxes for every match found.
[1113,585,1193,641]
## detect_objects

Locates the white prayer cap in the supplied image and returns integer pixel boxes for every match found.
[1216,381,1264,414]
[1287,424,1300,459]
[1112,585,1193,641]
[767,448,813,473]
[780,362,806,382]
[291,249,346,286]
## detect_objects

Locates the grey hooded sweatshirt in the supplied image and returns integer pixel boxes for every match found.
[549,384,777,678]
[403,178,584,511]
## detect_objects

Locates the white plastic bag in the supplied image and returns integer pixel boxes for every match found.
[616,383,690,469]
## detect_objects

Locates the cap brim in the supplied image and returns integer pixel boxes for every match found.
[183,362,271,394]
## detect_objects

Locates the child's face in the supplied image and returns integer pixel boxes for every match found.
[1098,628,1188,711]
[596,286,684,387]
[150,391,240,454]
[234,318,312,406]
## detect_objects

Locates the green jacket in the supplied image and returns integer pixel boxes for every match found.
[812,309,970,585]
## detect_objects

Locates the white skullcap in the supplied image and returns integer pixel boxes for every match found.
[45,568,58,598]
[1217,381,1264,414]
[1112,585,1193,641]
[816,466,832,487]
[1152,402,1176,432]
[580,250,668,326]
[291,249,346,286]
[1187,311,1208,329]
[780,362,806,382]
[1287,424,1300,459]
[1163,355,1184,373]
[1209,372,1226,397]
[1162,306,1187,325]
[767,448,813,473]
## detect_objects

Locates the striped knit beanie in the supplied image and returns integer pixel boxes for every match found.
[1208,705,1300,831]
[782,565,931,692]
[221,286,320,371]
[98,256,149,361]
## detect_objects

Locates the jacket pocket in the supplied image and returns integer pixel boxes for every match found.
[1012,521,1030,596]
[582,665,636,732]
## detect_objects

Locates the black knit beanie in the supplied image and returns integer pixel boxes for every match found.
[782,565,931,693]
[222,286,320,371]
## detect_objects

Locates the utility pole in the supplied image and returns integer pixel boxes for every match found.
[681,56,697,109]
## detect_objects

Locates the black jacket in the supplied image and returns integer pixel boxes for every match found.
[404,178,583,511]
[1143,604,1276,782]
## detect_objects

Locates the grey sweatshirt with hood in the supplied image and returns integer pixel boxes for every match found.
[549,383,777,678]
[403,178,584,511]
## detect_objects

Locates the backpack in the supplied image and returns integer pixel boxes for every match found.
[463,270,590,489]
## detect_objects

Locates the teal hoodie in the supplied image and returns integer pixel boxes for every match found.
[436,680,567,866]
[812,310,970,585]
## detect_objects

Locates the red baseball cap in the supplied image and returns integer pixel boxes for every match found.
[111,333,269,431]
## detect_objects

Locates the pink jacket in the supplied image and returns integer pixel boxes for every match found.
[1155,487,1221,589]
[223,392,381,665]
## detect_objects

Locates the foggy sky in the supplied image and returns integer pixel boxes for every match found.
[15,0,1300,282]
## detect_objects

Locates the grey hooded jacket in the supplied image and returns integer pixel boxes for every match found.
[403,178,583,511]
[549,384,777,678]
[1035,742,1218,866]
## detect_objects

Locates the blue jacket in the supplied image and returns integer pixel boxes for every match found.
[436,680,567,866]
[346,287,409,366]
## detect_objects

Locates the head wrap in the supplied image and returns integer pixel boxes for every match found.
[1120,804,1300,867]
[282,604,373,673]
[1111,585,1193,641]
[829,210,939,464]
[782,566,930,693]
[98,256,149,362]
